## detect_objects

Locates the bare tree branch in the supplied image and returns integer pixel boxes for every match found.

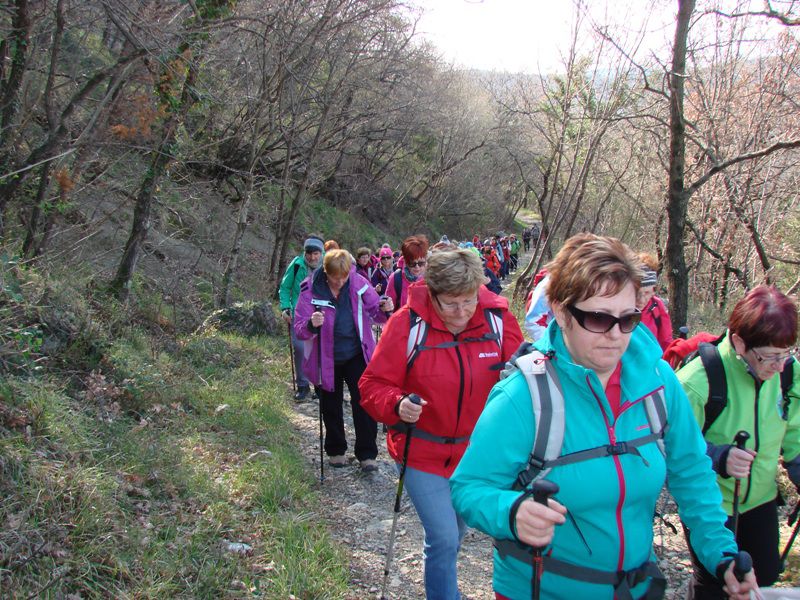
[686,138,800,196]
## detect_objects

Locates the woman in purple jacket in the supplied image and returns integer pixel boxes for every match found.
[294,249,394,472]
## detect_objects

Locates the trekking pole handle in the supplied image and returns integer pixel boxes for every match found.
[733,430,750,450]
[401,394,423,427]
[532,479,559,506]
[732,551,752,583]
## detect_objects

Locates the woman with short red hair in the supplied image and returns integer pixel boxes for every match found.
[386,234,429,309]
[678,285,799,598]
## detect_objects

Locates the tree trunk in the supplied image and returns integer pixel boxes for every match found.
[0,0,31,237]
[218,172,254,308]
[21,162,52,258]
[664,0,695,332]
[110,147,164,301]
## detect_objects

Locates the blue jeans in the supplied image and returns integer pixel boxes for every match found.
[401,465,466,600]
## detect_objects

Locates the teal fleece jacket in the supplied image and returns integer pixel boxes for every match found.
[450,323,737,600]
[278,255,310,314]
[678,334,800,515]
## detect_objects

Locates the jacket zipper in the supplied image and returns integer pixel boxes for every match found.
[587,375,639,572]
[445,336,466,469]
[743,379,762,504]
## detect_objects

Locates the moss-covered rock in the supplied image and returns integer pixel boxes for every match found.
[196,301,279,337]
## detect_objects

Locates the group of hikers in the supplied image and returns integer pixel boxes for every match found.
[277,230,798,600]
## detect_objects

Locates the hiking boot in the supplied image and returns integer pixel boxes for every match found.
[294,387,310,402]
[329,455,348,468]
[360,459,378,473]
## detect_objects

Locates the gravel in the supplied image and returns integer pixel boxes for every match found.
[289,390,798,599]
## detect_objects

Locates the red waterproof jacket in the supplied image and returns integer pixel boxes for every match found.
[483,251,501,277]
[359,282,523,477]
[640,295,673,351]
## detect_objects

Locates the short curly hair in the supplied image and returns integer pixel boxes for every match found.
[323,249,353,278]
[547,233,643,307]
[425,248,486,296]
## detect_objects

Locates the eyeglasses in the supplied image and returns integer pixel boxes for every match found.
[566,304,642,334]
[408,260,427,268]
[435,295,479,313]
[750,347,797,365]
[380,256,392,260]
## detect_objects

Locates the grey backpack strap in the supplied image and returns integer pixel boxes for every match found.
[643,387,669,457]
[513,351,565,489]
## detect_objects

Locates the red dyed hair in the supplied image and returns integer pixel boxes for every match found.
[401,235,429,263]
[728,285,798,349]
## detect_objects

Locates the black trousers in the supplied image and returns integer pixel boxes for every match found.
[318,353,378,461]
[684,497,780,599]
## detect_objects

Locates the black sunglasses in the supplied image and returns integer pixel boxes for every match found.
[408,260,427,268]
[566,304,642,334]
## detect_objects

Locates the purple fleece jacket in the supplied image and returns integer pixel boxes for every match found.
[293,265,389,392]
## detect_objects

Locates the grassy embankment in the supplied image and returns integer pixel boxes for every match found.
[1,262,349,598]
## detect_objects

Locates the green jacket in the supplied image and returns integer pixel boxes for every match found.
[510,239,521,254]
[678,333,800,514]
[278,255,311,314]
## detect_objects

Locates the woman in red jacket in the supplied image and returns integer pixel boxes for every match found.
[360,247,523,600]
[482,245,501,278]
[637,268,673,350]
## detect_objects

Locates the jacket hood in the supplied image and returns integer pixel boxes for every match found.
[406,282,509,333]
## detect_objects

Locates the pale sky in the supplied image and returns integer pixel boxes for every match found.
[410,0,678,74]
[412,0,796,74]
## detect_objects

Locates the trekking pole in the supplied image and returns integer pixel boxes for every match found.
[310,299,336,485]
[531,479,559,600]
[731,430,750,539]
[287,320,297,393]
[380,393,422,600]
[318,331,324,484]
[780,502,800,572]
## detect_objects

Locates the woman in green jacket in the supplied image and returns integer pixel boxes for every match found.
[450,233,758,600]
[678,285,799,598]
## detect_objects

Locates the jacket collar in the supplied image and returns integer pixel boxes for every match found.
[718,331,760,382]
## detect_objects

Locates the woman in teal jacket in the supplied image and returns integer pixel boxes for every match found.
[450,233,757,600]
[678,285,798,598]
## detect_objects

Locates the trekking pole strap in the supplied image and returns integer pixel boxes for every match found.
[492,541,665,600]
[389,422,469,445]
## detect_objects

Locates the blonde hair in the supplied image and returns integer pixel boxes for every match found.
[637,252,659,272]
[547,233,643,306]
[426,248,486,296]
[323,249,353,277]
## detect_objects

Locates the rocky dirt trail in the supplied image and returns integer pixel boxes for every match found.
[288,394,708,599]
[286,246,797,599]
